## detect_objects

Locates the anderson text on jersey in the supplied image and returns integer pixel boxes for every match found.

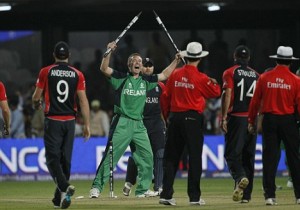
[51,69,76,78]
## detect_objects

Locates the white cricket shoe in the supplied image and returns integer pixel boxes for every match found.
[233,177,249,202]
[122,182,132,196]
[190,198,206,205]
[287,180,293,188]
[159,198,176,206]
[89,188,100,198]
[154,188,162,196]
[265,198,277,205]
[136,190,157,198]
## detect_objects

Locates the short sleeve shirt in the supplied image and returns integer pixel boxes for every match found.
[36,62,86,117]
[109,71,158,120]
[0,82,7,101]
[222,64,259,115]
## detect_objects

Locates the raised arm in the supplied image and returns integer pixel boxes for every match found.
[100,41,117,77]
[157,53,181,82]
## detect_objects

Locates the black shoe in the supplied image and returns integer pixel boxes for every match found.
[52,198,60,209]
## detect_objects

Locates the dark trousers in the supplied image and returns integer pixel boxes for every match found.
[44,118,75,193]
[224,116,256,200]
[262,114,300,199]
[160,111,204,202]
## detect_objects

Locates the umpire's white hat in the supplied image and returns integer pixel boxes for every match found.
[180,42,209,58]
[269,46,299,60]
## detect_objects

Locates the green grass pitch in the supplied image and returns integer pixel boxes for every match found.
[0,177,298,210]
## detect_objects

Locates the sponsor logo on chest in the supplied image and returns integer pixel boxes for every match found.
[123,82,146,96]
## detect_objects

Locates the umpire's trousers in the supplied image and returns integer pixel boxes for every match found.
[161,111,204,202]
[262,113,300,199]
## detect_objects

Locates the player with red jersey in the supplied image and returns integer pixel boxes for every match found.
[32,41,90,209]
[221,45,259,203]
[0,82,10,136]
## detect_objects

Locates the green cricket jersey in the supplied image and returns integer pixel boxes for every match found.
[109,70,158,120]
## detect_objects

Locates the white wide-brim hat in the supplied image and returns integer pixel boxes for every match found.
[269,46,299,60]
[180,42,209,58]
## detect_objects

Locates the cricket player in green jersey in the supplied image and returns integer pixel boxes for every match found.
[89,41,181,198]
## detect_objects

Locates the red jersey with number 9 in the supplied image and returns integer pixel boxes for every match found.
[36,62,85,120]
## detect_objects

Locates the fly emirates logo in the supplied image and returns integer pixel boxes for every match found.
[267,78,291,90]
[175,77,194,89]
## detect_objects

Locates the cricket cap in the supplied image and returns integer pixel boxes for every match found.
[54,41,69,60]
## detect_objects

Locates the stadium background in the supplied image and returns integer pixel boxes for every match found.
[0,0,299,180]
[0,136,287,180]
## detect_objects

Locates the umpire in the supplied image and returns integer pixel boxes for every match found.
[159,42,221,206]
[248,46,300,205]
